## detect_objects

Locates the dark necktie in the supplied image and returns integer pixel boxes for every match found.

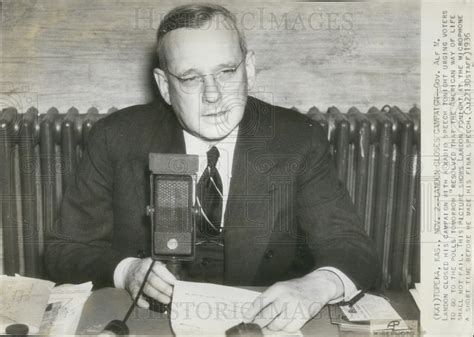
[197,146,223,237]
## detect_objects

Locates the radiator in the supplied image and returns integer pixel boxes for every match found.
[0,105,420,289]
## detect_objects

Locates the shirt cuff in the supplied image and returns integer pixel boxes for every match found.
[316,266,361,304]
[113,257,140,289]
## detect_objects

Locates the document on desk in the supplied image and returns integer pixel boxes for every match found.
[338,293,409,331]
[0,274,55,334]
[171,281,302,337]
[38,281,93,335]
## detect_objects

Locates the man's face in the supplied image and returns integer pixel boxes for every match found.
[154,16,255,142]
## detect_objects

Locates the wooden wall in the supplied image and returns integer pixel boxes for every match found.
[1,0,420,114]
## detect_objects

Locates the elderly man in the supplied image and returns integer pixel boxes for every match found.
[45,3,380,333]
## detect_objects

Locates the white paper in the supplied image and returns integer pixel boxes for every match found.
[171,281,302,337]
[38,282,93,335]
[339,293,409,331]
[0,274,55,333]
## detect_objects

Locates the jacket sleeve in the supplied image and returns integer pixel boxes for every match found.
[44,119,126,287]
[296,121,381,291]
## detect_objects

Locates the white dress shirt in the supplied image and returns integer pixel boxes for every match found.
[114,127,359,303]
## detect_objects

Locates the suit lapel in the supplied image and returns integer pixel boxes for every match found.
[223,97,277,285]
[147,104,185,155]
[131,102,185,202]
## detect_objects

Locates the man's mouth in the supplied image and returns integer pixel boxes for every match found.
[202,110,228,118]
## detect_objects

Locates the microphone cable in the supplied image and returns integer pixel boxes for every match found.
[123,259,157,322]
[100,260,157,336]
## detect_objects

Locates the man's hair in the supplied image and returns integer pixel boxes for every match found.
[156,3,247,69]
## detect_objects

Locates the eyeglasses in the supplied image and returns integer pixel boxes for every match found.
[163,57,246,89]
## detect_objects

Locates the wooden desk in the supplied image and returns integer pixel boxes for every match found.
[76,288,419,336]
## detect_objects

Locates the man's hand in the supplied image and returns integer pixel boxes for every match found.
[123,258,176,309]
[243,270,344,333]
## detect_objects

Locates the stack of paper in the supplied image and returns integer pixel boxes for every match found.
[336,293,409,332]
[0,274,55,333]
[0,274,92,335]
[39,282,93,335]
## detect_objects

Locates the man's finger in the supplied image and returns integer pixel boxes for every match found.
[148,273,174,296]
[282,318,306,333]
[137,295,150,309]
[266,314,290,331]
[143,283,171,304]
[243,286,281,322]
[252,306,282,329]
[152,263,177,286]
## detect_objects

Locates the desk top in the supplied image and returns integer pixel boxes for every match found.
[76,288,419,336]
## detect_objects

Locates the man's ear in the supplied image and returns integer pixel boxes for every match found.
[153,68,171,105]
[245,50,256,91]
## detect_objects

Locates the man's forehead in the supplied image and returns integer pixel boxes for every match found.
[162,20,241,71]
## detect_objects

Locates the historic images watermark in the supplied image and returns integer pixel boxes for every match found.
[132,7,354,32]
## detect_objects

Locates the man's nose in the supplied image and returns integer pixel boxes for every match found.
[201,75,221,104]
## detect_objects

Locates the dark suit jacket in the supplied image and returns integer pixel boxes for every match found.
[44,96,381,290]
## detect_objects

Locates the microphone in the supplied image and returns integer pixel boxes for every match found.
[100,154,198,335]
[147,153,199,277]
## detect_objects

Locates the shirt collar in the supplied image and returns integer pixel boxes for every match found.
[183,127,239,157]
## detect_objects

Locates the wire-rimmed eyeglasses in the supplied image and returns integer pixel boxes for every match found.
[163,56,246,89]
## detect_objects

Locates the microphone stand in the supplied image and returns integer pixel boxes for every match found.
[166,257,183,280]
